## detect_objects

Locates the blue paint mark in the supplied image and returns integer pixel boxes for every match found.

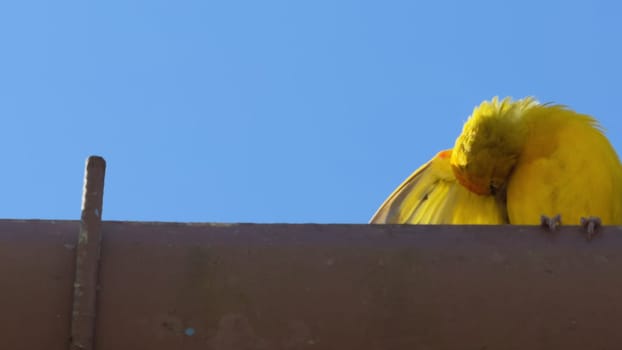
[184,327,195,336]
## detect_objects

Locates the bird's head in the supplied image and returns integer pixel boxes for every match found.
[450,97,535,196]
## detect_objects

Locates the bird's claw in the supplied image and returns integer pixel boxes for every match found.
[580,216,602,240]
[541,214,562,231]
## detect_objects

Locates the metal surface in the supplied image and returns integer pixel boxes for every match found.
[70,156,106,350]
[1,220,622,348]
[93,223,622,350]
[6,156,622,349]
[6,157,622,349]
[0,220,77,350]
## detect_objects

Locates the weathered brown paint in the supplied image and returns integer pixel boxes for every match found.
[70,156,106,350]
[93,223,622,350]
[0,220,77,350]
[2,220,622,349]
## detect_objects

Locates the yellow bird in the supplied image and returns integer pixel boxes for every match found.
[370,97,622,237]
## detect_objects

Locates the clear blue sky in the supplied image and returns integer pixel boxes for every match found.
[1,1,621,223]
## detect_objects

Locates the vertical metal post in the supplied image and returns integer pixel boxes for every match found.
[70,156,106,350]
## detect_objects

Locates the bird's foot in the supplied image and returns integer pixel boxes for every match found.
[580,216,602,241]
[540,214,562,231]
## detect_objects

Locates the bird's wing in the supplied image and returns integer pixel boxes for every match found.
[370,150,507,224]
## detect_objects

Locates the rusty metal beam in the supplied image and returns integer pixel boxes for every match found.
[6,155,622,349]
[0,220,77,350]
[2,206,622,348]
[69,156,106,350]
[1,220,622,348]
[92,223,622,350]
